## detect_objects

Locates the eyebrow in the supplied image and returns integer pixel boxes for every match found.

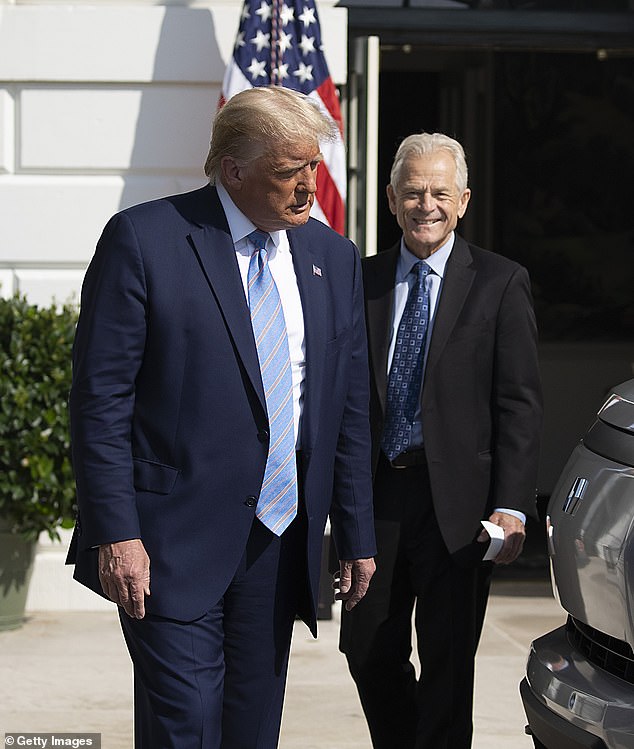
[272,154,324,175]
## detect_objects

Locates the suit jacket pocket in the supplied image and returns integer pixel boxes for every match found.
[133,457,180,494]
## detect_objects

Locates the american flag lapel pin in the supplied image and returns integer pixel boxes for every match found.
[312,264,322,277]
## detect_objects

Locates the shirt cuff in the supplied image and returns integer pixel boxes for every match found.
[494,507,526,525]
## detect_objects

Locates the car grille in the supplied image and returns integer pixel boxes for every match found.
[567,616,634,684]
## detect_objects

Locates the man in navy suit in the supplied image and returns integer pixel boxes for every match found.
[67,86,376,748]
[340,133,542,748]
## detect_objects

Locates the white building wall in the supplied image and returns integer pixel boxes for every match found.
[0,0,347,305]
[0,0,347,610]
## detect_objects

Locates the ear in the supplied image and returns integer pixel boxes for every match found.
[457,188,471,219]
[386,184,398,216]
[220,156,243,191]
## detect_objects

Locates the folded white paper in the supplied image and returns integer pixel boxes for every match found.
[481,520,505,561]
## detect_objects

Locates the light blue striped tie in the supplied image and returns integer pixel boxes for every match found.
[247,230,298,535]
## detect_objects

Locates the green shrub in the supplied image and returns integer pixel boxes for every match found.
[0,295,78,541]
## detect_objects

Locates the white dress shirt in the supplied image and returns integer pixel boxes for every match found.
[216,182,305,448]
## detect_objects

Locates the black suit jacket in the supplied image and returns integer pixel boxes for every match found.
[363,235,542,556]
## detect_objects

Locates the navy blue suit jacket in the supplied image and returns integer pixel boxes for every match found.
[68,184,376,632]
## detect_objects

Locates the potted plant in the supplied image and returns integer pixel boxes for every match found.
[0,294,78,629]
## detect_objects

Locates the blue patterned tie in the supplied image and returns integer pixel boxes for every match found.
[247,230,298,535]
[381,261,432,461]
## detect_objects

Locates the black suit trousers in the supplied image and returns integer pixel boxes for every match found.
[340,454,492,749]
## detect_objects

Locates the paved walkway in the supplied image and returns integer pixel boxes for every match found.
[1,580,564,748]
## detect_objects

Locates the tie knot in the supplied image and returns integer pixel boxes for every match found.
[249,230,270,252]
[413,261,431,283]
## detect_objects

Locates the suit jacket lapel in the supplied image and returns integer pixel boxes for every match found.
[186,185,266,409]
[364,244,399,417]
[288,224,327,451]
[424,234,475,386]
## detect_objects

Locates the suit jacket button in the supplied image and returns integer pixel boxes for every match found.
[246,496,257,507]
[257,429,269,443]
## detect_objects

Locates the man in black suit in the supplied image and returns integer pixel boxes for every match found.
[339,133,542,749]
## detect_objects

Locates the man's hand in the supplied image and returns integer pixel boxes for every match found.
[98,539,150,619]
[333,557,376,611]
[477,511,526,565]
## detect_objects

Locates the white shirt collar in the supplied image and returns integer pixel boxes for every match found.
[215,181,283,255]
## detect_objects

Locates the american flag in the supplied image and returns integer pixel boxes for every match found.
[220,0,346,234]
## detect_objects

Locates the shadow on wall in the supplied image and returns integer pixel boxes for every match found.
[119,6,226,212]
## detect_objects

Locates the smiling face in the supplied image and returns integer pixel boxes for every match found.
[387,150,471,259]
[220,138,323,233]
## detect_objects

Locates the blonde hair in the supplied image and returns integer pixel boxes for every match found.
[204,87,337,182]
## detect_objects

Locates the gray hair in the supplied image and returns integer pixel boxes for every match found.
[389,133,468,194]
[204,87,338,182]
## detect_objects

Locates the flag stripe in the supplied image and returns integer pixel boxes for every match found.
[316,78,344,135]
[316,160,345,236]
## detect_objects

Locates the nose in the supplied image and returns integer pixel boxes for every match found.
[420,191,435,212]
[297,164,318,194]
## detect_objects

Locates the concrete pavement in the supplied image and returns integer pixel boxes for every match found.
[0,579,564,748]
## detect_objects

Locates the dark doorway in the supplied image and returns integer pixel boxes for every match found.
[377,48,494,251]
[493,51,634,345]
[377,69,441,250]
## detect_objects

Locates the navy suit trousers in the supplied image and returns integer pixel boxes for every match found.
[119,514,308,749]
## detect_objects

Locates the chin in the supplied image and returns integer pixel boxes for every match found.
[288,209,311,225]
[409,232,434,246]
[414,231,442,245]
